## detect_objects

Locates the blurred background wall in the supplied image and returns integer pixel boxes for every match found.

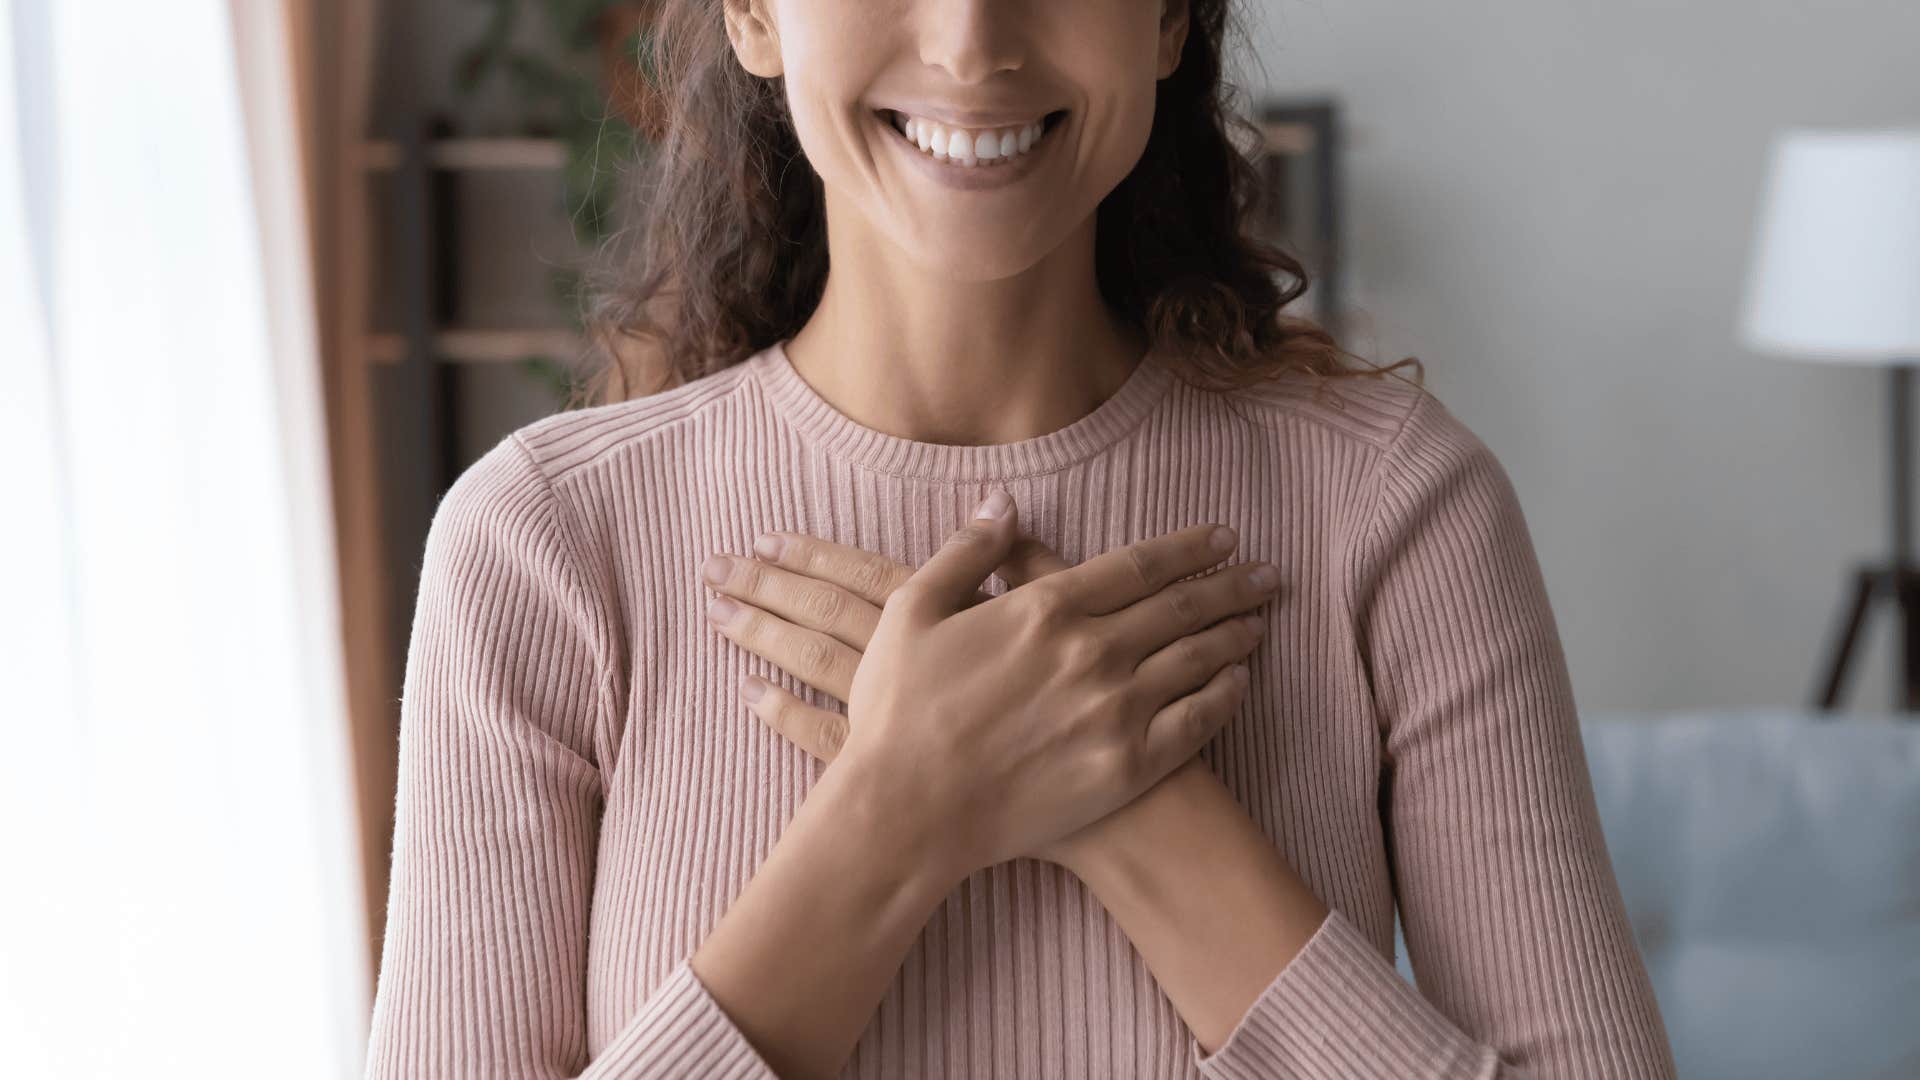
[1235,0,1920,712]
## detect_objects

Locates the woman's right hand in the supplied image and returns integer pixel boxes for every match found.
[834,488,1277,882]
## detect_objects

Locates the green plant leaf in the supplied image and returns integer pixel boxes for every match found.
[452,0,518,94]
[535,0,623,47]
[519,354,583,407]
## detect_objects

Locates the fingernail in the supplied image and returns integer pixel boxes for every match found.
[752,534,785,560]
[702,554,732,585]
[707,596,739,624]
[1249,562,1278,589]
[1210,526,1238,553]
[1242,613,1266,636]
[1231,663,1249,685]
[975,489,1011,520]
[741,676,766,704]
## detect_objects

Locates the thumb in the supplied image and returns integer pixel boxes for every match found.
[903,489,1021,615]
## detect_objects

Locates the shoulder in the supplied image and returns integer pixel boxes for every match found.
[1369,382,1512,512]
[419,431,597,622]
[1209,364,1441,459]
[1205,365,1516,530]
[427,356,757,563]
[415,414,619,772]
[1326,379,1529,559]
[505,354,764,486]
[428,432,553,560]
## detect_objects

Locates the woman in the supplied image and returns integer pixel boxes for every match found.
[364,0,1677,1077]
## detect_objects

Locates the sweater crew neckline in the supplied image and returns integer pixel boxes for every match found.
[751,337,1177,482]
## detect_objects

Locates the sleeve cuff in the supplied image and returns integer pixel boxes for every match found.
[1191,908,1500,1079]
[588,958,780,1079]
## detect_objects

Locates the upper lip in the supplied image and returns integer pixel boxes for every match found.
[878,103,1062,128]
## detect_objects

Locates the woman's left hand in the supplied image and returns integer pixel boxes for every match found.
[699,529,1214,870]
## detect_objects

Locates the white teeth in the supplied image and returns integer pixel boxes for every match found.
[885,109,1052,167]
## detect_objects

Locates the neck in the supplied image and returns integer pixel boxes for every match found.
[783,203,1148,448]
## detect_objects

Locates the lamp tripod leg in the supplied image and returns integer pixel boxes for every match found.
[1813,565,1879,712]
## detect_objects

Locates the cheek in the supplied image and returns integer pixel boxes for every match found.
[1076,78,1159,195]
[782,81,867,188]
[774,4,886,178]
[1050,11,1166,186]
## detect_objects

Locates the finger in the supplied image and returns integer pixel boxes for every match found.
[706,594,861,702]
[740,675,848,762]
[1135,660,1250,788]
[746,528,1003,614]
[1053,523,1240,615]
[996,535,1073,588]
[1132,609,1267,708]
[1102,559,1281,659]
[705,551,881,651]
[897,489,1021,616]
[749,531,913,610]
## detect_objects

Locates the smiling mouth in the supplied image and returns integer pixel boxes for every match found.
[875,108,1069,168]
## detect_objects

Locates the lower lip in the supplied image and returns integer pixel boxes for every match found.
[875,109,1064,192]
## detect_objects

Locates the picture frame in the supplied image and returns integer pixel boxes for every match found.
[1249,98,1345,342]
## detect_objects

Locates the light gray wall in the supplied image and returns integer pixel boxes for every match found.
[1235,0,1920,712]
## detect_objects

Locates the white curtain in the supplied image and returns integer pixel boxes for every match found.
[0,1,370,1076]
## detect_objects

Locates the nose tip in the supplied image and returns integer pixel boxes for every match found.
[917,3,1025,83]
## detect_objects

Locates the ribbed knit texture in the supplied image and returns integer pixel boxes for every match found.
[363,338,1676,1079]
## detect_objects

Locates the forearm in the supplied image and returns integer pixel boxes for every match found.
[1060,759,1329,1053]
[690,755,965,1080]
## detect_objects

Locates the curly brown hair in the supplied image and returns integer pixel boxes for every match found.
[569,0,1421,409]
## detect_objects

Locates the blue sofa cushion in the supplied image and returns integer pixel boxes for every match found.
[1394,709,1920,1080]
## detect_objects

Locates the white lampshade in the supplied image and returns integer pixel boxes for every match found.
[1739,128,1920,364]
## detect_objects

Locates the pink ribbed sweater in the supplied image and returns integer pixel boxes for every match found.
[363,338,1676,1079]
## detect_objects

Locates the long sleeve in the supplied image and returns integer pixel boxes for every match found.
[1194,389,1677,1079]
[363,434,777,1080]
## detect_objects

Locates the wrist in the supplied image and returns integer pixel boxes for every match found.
[1054,759,1329,1056]
[687,745,974,1079]
[813,749,973,904]
[1056,756,1217,880]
